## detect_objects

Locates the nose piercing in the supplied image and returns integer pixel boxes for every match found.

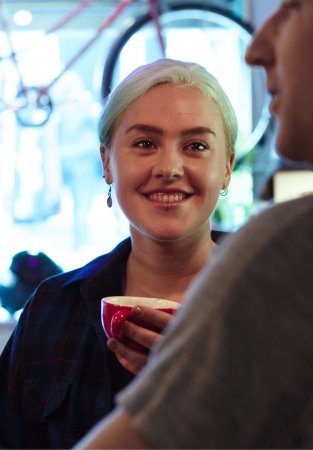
[160,168,182,182]
[164,173,180,182]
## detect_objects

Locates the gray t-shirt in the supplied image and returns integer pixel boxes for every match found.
[118,195,313,449]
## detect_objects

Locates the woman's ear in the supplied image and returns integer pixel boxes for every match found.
[100,143,112,184]
[222,151,235,189]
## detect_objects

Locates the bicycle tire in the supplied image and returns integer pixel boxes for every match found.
[101,1,270,157]
[102,2,254,97]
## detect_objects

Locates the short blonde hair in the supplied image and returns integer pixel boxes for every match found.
[98,58,238,157]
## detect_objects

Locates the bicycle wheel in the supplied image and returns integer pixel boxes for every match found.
[101,1,270,158]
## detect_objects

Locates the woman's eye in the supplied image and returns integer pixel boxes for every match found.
[134,140,155,149]
[185,141,209,152]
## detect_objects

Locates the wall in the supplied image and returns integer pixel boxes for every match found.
[250,0,280,28]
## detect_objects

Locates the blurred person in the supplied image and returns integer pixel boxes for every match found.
[0,58,236,449]
[55,70,103,248]
[0,251,62,315]
[75,1,313,448]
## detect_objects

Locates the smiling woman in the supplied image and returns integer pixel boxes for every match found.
[102,85,229,242]
[0,58,237,449]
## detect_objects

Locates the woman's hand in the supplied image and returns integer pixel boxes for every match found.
[107,306,175,374]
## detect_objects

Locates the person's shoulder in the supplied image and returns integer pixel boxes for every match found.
[189,195,313,314]
[253,195,312,233]
[232,195,313,244]
[18,238,131,316]
[35,237,132,291]
[255,194,313,222]
[207,195,313,275]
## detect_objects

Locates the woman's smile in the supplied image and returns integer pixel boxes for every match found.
[148,192,187,203]
[144,190,192,209]
[104,84,233,241]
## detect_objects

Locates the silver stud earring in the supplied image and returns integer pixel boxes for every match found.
[107,185,112,208]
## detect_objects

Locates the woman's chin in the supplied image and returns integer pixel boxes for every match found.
[149,230,191,243]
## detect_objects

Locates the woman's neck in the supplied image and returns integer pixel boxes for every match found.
[123,231,216,303]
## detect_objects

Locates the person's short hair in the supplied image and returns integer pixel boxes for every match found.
[98,58,238,158]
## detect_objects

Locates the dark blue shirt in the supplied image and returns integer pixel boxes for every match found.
[0,232,226,449]
[0,238,134,449]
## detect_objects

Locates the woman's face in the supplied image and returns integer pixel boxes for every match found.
[101,84,234,243]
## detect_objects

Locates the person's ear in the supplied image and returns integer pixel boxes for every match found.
[222,151,235,190]
[100,143,113,184]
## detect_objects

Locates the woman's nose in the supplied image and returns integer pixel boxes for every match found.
[152,149,184,182]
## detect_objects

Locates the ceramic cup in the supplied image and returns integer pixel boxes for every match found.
[101,296,180,343]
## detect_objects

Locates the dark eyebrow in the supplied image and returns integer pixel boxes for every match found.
[181,127,216,137]
[125,124,163,135]
[125,124,216,137]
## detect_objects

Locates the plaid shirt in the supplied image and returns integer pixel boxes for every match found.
[0,238,134,449]
[0,231,226,449]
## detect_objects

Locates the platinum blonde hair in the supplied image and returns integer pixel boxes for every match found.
[98,59,238,157]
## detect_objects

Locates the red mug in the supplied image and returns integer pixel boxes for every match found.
[101,296,180,343]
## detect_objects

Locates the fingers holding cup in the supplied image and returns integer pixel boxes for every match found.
[101,296,180,373]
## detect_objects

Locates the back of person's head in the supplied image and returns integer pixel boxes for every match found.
[9,251,62,285]
[0,251,62,314]
[98,58,238,157]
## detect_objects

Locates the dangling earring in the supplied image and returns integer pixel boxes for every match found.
[220,187,228,197]
[107,185,112,208]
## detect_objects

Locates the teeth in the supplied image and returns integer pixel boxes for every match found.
[149,193,185,203]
